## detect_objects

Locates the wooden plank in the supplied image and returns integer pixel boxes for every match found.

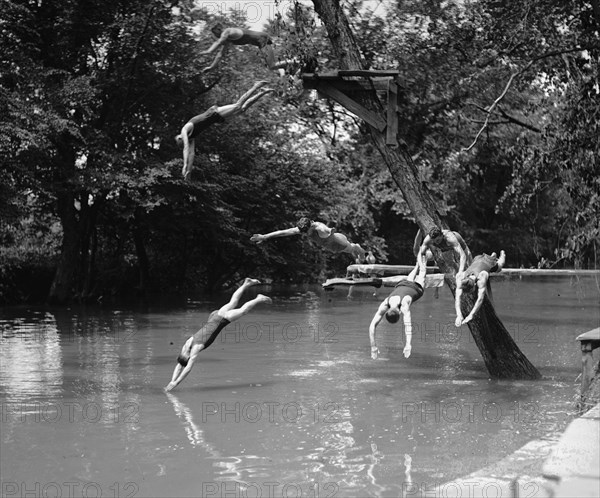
[543,417,600,480]
[500,268,600,276]
[316,82,387,131]
[322,277,383,289]
[303,70,400,79]
[303,78,390,91]
[302,72,340,80]
[383,274,445,288]
[347,264,439,276]
[576,328,600,342]
[346,265,600,277]
[338,69,400,77]
[386,80,398,146]
[322,274,445,289]
[581,348,596,393]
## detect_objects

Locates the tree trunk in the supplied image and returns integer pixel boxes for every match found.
[48,193,81,304]
[311,0,540,379]
[79,193,100,301]
[133,208,149,295]
[83,221,98,300]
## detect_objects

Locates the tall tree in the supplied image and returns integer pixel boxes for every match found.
[2,0,388,302]
[310,0,540,379]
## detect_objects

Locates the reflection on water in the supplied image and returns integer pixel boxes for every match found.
[167,393,216,451]
[0,275,599,497]
[1,312,63,400]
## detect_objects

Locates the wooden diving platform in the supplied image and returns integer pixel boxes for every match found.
[302,70,401,145]
[322,273,445,290]
[302,70,400,91]
[346,264,600,278]
[347,264,439,277]
[501,268,600,276]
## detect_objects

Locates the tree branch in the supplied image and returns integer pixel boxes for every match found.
[496,105,546,134]
[529,44,600,64]
[465,42,598,149]
[462,71,517,151]
[466,102,545,134]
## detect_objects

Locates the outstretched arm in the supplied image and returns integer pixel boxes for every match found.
[200,29,233,55]
[251,227,301,244]
[446,232,468,274]
[401,299,413,358]
[462,274,489,324]
[417,234,433,261]
[180,128,195,179]
[413,228,425,257]
[413,253,427,288]
[165,346,203,392]
[454,284,464,327]
[202,46,225,72]
[368,302,387,359]
[240,88,274,112]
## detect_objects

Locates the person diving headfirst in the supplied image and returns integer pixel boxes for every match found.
[165,278,271,392]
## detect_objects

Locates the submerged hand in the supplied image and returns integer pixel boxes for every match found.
[371,346,379,360]
[462,315,473,325]
[403,345,412,358]
[250,234,265,244]
[165,382,176,392]
[455,316,463,327]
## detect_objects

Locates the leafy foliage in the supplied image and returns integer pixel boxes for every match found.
[1,0,598,303]
[345,0,600,266]
[0,0,385,302]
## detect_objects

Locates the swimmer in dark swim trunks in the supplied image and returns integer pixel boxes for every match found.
[201,23,293,74]
[454,250,506,327]
[176,81,273,180]
[250,217,366,263]
[414,226,472,273]
[165,278,272,392]
[368,254,427,359]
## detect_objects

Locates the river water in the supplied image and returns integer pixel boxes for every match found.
[1,275,599,498]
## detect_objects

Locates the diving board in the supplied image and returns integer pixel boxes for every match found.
[347,265,600,277]
[500,269,600,276]
[302,70,401,145]
[322,273,446,290]
[346,264,439,277]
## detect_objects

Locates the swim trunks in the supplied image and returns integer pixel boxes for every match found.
[230,29,272,48]
[188,108,225,138]
[386,280,424,304]
[463,254,499,279]
[192,310,231,350]
[307,229,348,253]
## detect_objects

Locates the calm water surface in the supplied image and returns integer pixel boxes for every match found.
[1,275,599,497]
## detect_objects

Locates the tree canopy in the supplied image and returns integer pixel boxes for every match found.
[1,0,598,304]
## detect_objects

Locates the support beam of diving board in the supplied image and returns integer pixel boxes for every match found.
[386,80,399,146]
[316,82,387,132]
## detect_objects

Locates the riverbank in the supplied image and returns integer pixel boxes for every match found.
[441,404,600,498]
